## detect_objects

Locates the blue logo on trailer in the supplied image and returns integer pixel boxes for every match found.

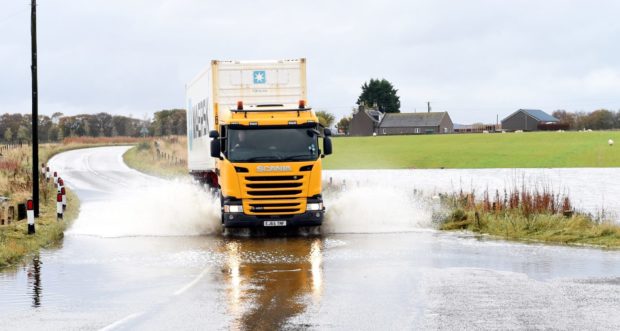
[253,70,266,84]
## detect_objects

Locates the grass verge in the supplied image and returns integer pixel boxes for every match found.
[439,188,620,248]
[123,136,188,178]
[0,137,142,270]
[0,190,79,269]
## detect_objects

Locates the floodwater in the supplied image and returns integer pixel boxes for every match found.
[0,146,619,330]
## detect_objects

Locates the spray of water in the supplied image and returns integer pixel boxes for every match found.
[68,180,221,238]
[67,173,438,237]
[322,184,434,234]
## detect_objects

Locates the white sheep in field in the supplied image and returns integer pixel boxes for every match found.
[609,139,614,146]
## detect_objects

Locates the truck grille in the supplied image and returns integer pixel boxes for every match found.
[242,174,306,215]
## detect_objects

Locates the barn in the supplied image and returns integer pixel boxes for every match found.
[501,109,559,131]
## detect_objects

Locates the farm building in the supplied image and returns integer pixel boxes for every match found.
[348,106,454,136]
[378,112,453,135]
[501,109,559,131]
[349,106,383,136]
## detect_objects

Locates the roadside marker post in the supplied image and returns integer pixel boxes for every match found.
[57,177,63,193]
[41,163,45,176]
[27,199,35,234]
[45,167,50,182]
[56,193,63,220]
[60,187,66,210]
[53,171,58,187]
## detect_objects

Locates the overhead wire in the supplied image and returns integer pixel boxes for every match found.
[0,4,30,26]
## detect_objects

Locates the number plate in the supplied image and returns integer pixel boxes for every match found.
[264,220,287,227]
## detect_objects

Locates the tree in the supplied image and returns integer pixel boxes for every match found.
[336,116,351,135]
[315,110,335,128]
[51,112,63,124]
[17,125,30,142]
[357,78,401,113]
[151,109,186,136]
[587,109,614,130]
[552,110,575,129]
[4,127,13,142]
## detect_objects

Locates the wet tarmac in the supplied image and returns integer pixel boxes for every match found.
[1,146,619,330]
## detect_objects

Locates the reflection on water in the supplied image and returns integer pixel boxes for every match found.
[27,254,42,308]
[221,238,324,330]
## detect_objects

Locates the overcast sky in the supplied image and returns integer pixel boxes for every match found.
[1,0,620,124]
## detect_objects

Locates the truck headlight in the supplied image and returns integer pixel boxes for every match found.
[224,205,243,213]
[306,202,323,211]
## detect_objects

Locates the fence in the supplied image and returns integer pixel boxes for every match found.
[154,141,186,166]
[0,142,25,155]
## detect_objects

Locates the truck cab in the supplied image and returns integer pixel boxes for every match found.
[209,101,332,228]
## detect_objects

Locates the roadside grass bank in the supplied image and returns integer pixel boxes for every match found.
[325,131,620,169]
[439,188,620,248]
[0,137,140,269]
[123,136,188,178]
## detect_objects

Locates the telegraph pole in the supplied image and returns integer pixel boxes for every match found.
[31,0,40,217]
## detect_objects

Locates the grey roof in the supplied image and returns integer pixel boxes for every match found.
[366,110,383,123]
[505,109,559,123]
[379,112,447,128]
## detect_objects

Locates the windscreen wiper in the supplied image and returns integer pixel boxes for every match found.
[242,156,280,162]
[284,154,315,161]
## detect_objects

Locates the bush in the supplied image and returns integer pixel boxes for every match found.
[137,141,151,151]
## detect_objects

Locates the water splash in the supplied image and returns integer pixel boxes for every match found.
[322,184,435,234]
[68,180,221,237]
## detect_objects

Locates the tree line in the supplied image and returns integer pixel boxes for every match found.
[552,109,620,130]
[0,109,186,143]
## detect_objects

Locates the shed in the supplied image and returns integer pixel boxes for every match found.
[501,109,558,131]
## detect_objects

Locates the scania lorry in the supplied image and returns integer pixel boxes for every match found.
[186,58,332,228]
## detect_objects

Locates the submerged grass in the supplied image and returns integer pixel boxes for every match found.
[439,188,620,248]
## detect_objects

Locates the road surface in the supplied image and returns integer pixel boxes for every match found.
[1,146,619,330]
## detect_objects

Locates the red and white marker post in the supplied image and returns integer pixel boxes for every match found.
[60,187,67,211]
[56,193,63,220]
[27,199,35,234]
[53,171,58,187]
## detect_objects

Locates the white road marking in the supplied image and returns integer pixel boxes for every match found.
[99,312,144,331]
[173,268,210,296]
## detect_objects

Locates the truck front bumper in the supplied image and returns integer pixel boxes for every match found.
[222,210,324,228]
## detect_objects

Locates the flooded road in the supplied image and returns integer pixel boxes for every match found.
[1,146,619,330]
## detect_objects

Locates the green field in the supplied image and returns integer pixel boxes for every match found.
[323,131,620,169]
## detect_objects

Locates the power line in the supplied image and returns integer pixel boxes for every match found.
[0,5,29,26]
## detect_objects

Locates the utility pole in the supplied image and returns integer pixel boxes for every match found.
[31,0,39,217]
[427,102,431,113]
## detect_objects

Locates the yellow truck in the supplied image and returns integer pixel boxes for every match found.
[186,59,332,228]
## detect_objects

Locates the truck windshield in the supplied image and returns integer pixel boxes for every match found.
[227,127,319,162]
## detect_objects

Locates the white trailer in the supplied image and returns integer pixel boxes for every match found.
[185,58,308,173]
